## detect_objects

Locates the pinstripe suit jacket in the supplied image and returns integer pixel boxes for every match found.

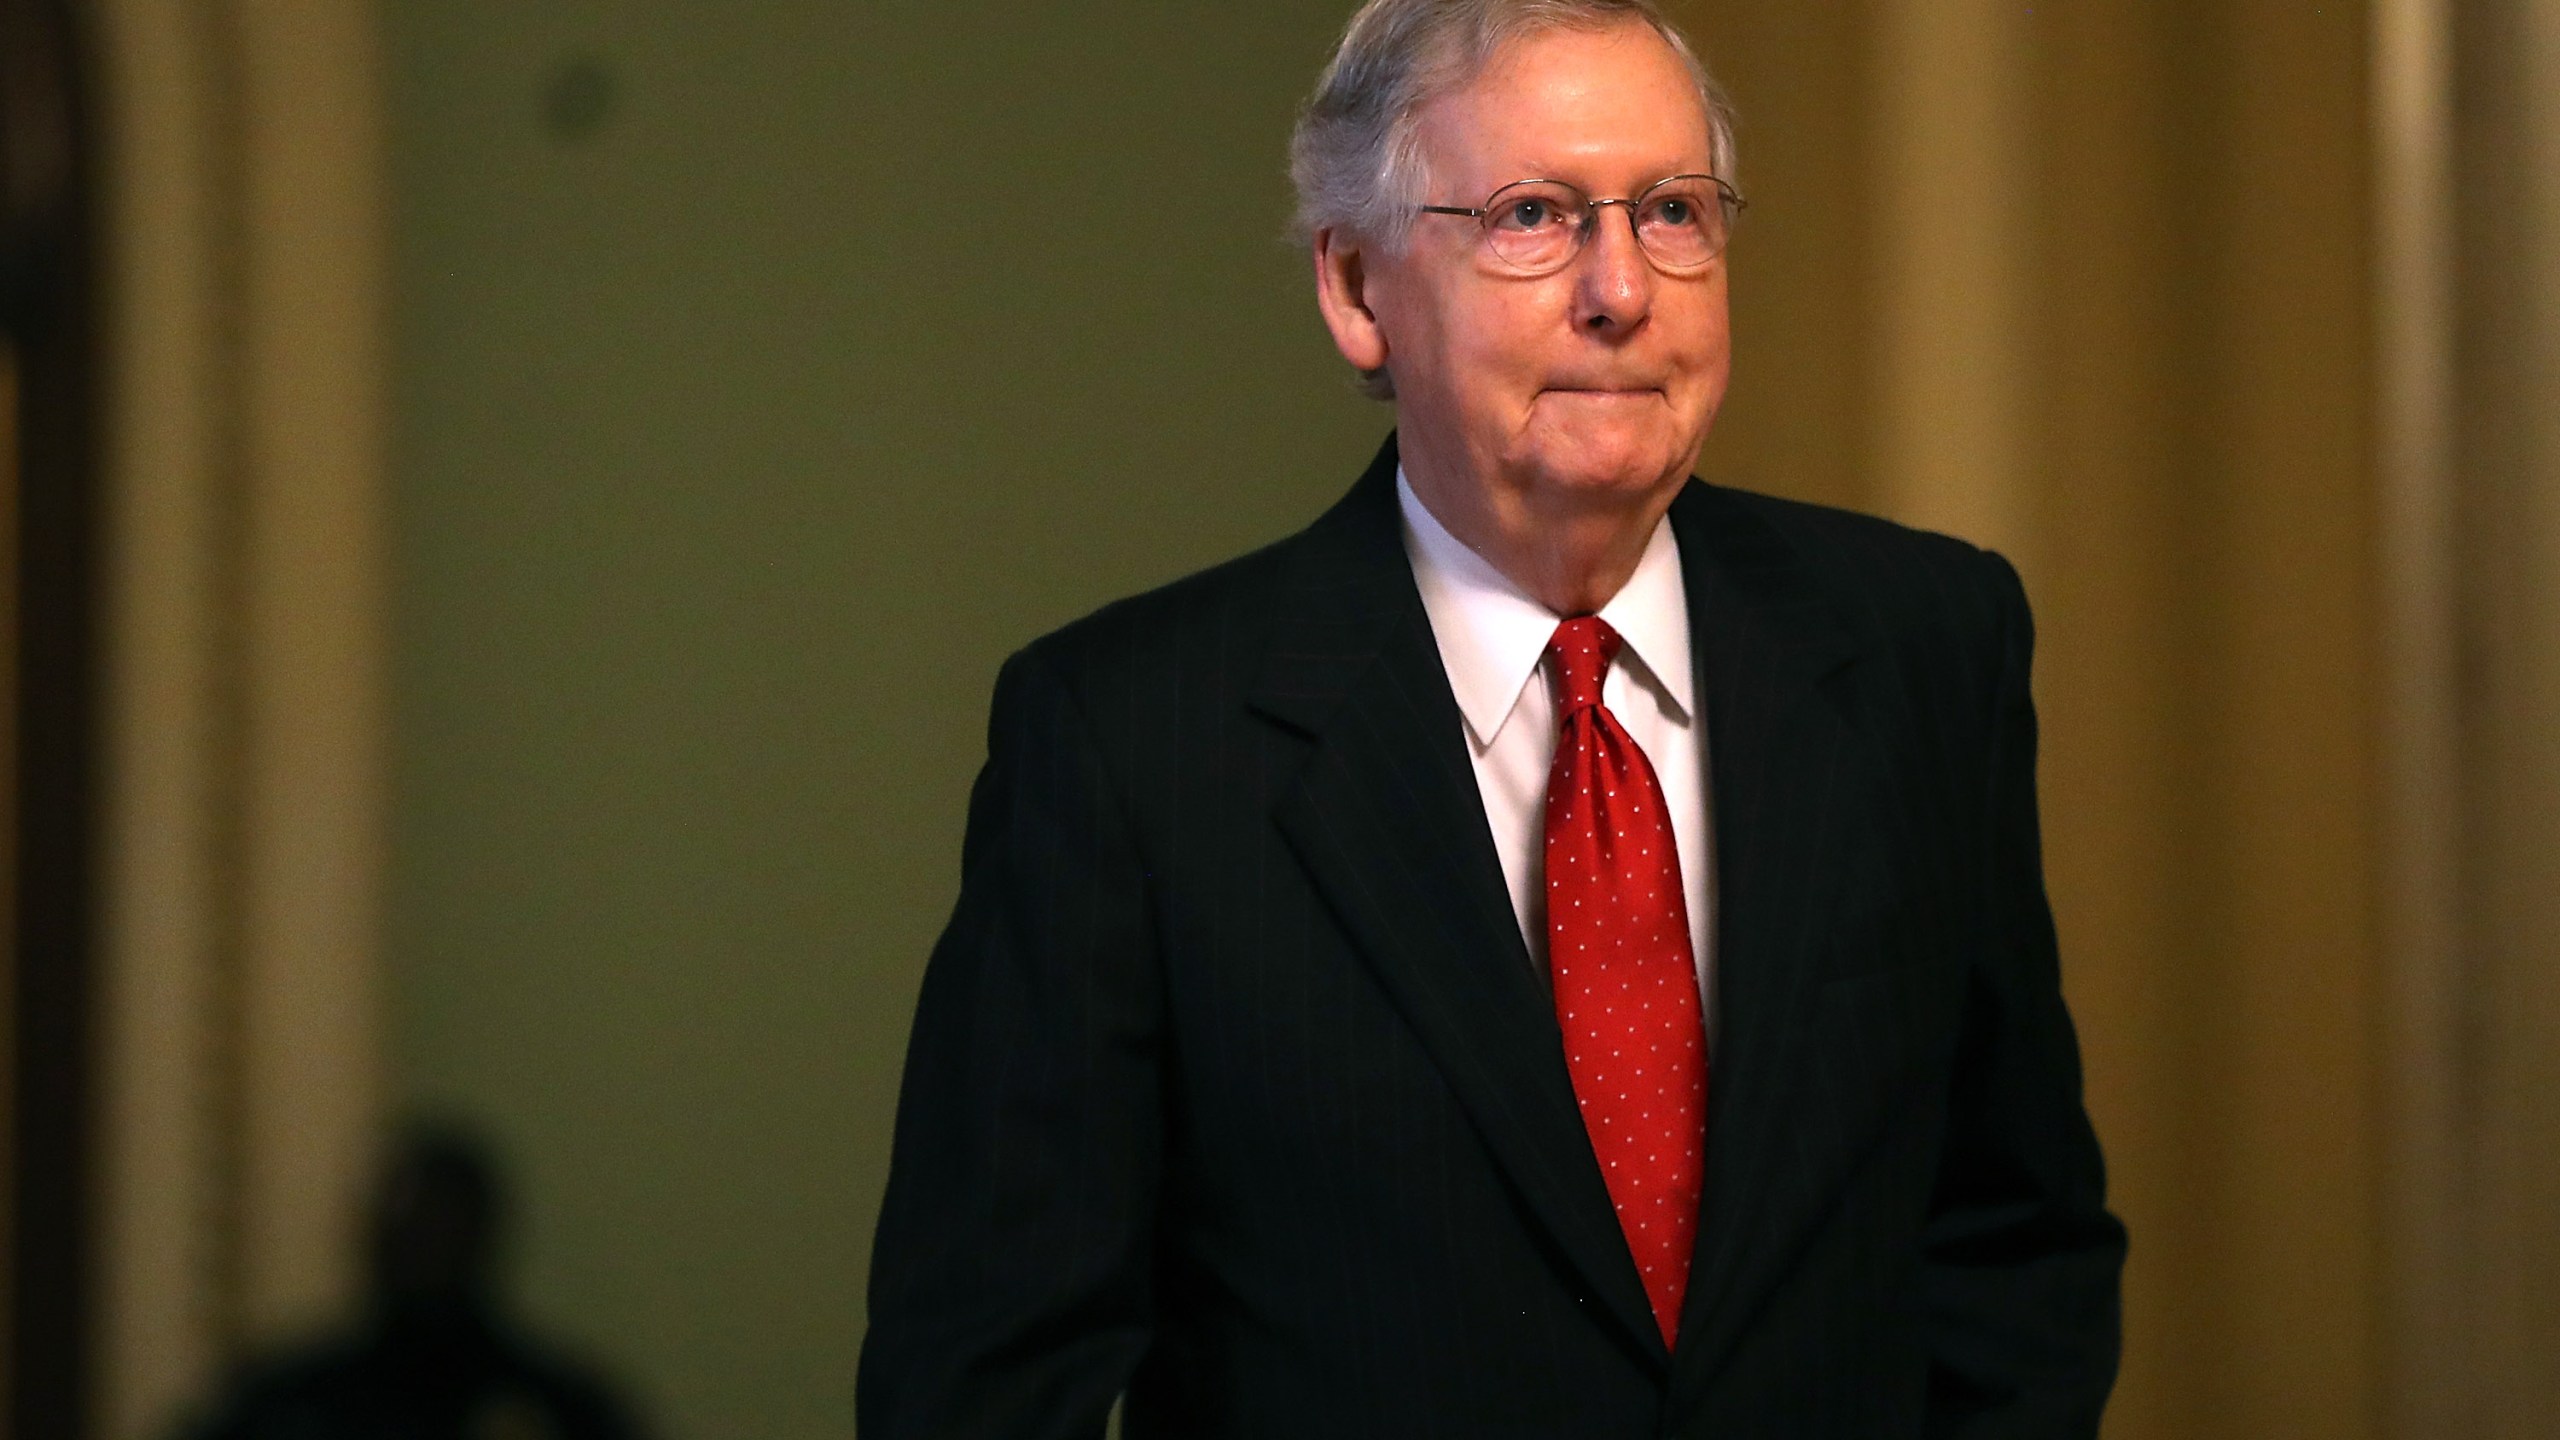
[859,436,2124,1438]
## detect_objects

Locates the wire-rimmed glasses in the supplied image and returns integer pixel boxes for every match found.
[1417,174,1745,276]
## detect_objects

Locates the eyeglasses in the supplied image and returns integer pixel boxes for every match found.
[1417,174,1746,276]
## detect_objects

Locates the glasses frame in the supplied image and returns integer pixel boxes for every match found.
[1417,173,1747,276]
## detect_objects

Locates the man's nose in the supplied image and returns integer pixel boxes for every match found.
[1573,202,1654,334]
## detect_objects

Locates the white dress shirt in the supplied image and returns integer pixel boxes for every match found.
[1397,470,1716,1022]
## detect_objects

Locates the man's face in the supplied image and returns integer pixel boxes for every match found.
[1354,22,1730,515]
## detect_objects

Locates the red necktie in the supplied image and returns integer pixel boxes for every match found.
[1543,615,1707,1348]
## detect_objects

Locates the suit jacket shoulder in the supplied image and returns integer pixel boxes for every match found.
[1693,482,2023,672]
[1013,522,1305,702]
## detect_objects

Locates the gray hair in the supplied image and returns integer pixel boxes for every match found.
[1288,0,1737,398]
[1290,0,1735,250]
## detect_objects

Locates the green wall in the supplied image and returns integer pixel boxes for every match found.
[381,5,1384,1435]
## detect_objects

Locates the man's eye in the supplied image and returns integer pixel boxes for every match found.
[1652,198,1695,226]
[1500,199,1558,230]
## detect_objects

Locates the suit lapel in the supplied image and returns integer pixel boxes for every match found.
[1253,441,1669,1366]
[1659,482,1870,1410]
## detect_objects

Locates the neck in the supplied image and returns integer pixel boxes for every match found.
[1404,456,1679,616]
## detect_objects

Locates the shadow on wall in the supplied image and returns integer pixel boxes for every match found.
[175,1121,652,1440]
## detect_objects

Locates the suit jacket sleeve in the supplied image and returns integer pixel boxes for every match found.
[858,644,1160,1440]
[1918,552,2127,1437]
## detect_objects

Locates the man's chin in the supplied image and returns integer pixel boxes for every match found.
[1510,434,1693,508]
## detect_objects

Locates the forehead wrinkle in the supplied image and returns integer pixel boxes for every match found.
[1418,35,1712,200]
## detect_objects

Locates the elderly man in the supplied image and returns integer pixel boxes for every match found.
[858,1,2125,1435]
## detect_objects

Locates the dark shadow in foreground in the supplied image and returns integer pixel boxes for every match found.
[181,1121,648,1440]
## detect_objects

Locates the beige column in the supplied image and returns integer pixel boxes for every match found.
[2465,2,2560,1430]
[1,340,15,1417]
[92,3,389,1435]
[1865,0,2038,572]
[2371,1,2464,1434]
[94,5,235,1430]
[226,0,391,1350]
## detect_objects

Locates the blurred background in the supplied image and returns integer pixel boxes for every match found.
[4,0,2554,1437]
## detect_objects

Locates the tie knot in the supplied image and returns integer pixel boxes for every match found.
[1546,615,1622,714]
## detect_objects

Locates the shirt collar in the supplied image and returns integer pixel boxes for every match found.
[1398,467,1696,748]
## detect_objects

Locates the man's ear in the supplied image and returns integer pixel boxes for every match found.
[1313,227,1391,375]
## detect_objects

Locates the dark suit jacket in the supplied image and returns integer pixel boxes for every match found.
[859,437,2124,1438]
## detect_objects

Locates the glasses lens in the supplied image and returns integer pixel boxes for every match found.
[1633,177,1734,269]
[1478,181,1587,274]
